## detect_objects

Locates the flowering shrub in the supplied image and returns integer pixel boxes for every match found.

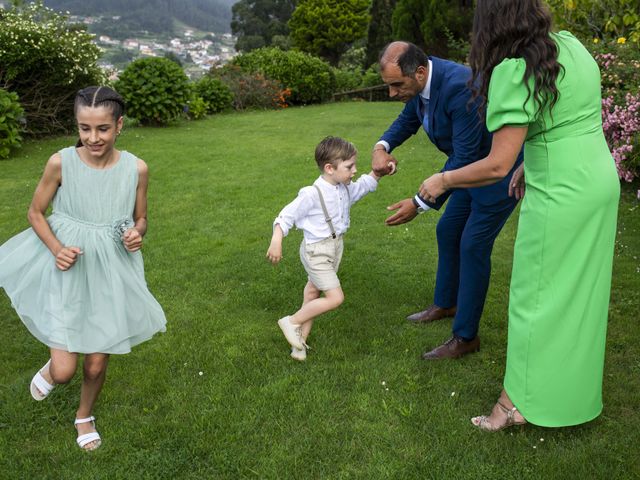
[591,40,640,197]
[211,65,291,111]
[591,43,640,103]
[602,94,640,190]
[0,89,25,160]
[232,48,335,104]
[115,58,191,125]
[0,2,104,135]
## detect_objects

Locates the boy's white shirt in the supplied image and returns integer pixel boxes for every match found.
[274,174,378,243]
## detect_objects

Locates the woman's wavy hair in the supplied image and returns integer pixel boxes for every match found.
[468,0,563,117]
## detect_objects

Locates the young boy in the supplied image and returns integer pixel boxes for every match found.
[266,136,387,360]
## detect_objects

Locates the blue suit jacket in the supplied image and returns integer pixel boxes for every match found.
[380,56,523,209]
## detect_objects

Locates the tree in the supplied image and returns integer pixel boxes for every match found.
[391,0,473,59]
[289,0,370,66]
[231,0,297,53]
[547,0,640,43]
[365,0,397,68]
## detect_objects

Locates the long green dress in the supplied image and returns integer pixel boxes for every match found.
[486,31,620,427]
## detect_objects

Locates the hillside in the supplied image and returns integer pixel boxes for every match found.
[44,0,237,35]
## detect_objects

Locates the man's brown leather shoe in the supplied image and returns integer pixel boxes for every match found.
[421,335,480,360]
[406,304,457,323]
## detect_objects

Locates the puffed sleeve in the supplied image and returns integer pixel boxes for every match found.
[486,58,537,132]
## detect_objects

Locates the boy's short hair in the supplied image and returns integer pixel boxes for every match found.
[315,136,357,170]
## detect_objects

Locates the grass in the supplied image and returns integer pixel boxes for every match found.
[0,102,638,479]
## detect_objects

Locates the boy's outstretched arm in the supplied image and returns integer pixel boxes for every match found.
[266,224,284,264]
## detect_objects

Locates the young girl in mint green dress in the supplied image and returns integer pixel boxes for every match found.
[0,86,166,450]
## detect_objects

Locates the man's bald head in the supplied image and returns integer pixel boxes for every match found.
[379,41,428,77]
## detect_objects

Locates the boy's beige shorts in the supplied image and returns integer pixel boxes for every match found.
[299,236,344,291]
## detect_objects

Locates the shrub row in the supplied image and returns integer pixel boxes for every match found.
[113,48,337,125]
[0,89,24,160]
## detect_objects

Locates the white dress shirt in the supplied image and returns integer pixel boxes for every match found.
[274,174,378,243]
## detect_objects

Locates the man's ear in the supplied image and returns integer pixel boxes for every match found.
[323,163,334,175]
[415,65,428,83]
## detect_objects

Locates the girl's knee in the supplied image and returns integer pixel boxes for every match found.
[83,356,109,380]
[50,364,76,384]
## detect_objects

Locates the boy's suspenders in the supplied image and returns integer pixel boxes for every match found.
[313,184,350,240]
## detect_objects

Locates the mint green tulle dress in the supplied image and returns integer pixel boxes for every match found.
[0,147,166,354]
[487,32,619,426]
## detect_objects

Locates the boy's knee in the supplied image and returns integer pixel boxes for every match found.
[326,288,344,308]
[304,282,321,298]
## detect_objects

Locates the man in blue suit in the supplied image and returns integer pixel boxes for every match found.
[372,41,522,359]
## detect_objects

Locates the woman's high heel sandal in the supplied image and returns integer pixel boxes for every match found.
[471,400,527,432]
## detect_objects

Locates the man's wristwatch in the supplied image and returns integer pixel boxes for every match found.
[412,197,425,214]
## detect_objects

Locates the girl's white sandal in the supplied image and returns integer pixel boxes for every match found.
[74,416,102,451]
[30,359,55,401]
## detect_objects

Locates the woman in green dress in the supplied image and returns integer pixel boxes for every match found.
[421,0,619,430]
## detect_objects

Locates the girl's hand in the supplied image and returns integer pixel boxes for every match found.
[419,173,447,203]
[55,246,83,271]
[508,163,526,200]
[123,228,143,252]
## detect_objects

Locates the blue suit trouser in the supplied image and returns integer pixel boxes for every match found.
[433,188,518,340]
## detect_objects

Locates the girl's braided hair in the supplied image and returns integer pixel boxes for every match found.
[74,86,125,147]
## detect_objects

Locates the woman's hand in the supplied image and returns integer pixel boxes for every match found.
[508,163,526,200]
[419,172,447,203]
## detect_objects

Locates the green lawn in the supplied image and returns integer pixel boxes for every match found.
[0,102,638,479]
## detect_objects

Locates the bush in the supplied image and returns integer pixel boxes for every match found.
[333,68,363,93]
[602,93,640,188]
[185,94,208,120]
[589,40,640,103]
[115,58,191,125]
[360,64,383,88]
[0,2,104,136]
[0,89,25,160]
[211,65,290,111]
[194,77,233,113]
[547,0,640,44]
[232,48,335,104]
[590,40,640,196]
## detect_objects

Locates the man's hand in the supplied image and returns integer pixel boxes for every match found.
[372,148,397,177]
[385,198,419,226]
